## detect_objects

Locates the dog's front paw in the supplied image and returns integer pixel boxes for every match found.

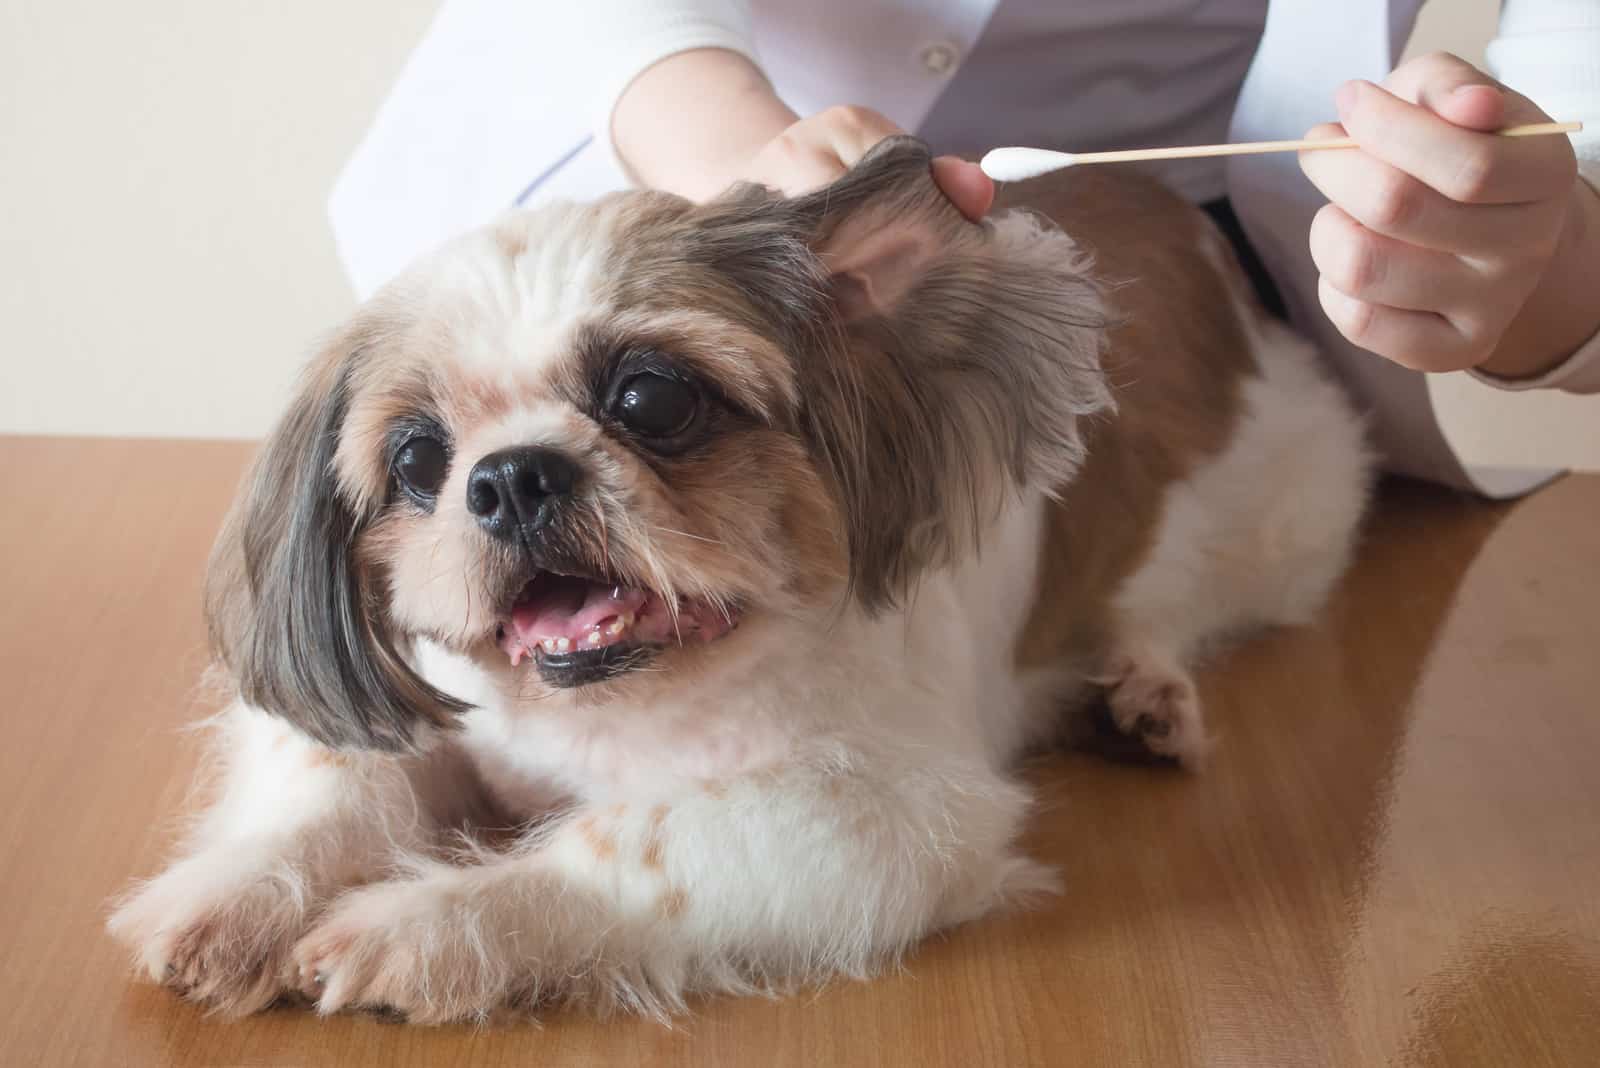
[107,854,313,1014]
[294,874,519,1024]
[1098,649,1211,769]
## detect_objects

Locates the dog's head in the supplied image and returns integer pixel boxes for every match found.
[207,138,1112,750]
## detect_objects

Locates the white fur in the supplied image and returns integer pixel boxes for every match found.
[1094,311,1373,765]
[1115,320,1371,655]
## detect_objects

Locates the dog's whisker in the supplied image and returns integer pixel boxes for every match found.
[650,525,719,545]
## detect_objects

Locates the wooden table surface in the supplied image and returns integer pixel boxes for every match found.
[3,434,1599,1067]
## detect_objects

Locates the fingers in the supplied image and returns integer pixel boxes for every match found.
[747,104,994,219]
[1300,51,1586,374]
[749,105,901,196]
[1333,76,1574,206]
[1380,51,1505,128]
[931,156,994,221]
[1315,277,1478,373]
[815,105,904,167]
[1299,127,1558,258]
[1307,203,1487,319]
[1426,83,1504,132]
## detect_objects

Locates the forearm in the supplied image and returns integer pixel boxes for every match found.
[1478,175,1600,379]
[612,47,797,200]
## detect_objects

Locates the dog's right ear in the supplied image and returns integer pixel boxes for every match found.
[205,324,466,752]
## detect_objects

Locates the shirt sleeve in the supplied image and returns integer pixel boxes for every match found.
[1471,0,1600,394]
[564,0,762,183]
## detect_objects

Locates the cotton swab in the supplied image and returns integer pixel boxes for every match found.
[978,121,1584,182]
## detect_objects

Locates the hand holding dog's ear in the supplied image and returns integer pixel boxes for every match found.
[737,104,994,220]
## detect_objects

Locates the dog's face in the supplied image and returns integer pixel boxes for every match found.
[207,139,1112,750]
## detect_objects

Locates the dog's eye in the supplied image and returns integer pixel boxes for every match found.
[612,373,700,440]
[394,436,449,499]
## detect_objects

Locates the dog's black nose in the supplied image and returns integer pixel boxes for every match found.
[466,446,578,538]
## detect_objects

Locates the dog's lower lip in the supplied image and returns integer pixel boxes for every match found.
[534,641,654,688]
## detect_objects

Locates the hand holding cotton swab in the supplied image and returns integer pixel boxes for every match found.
[978,121,1584,181]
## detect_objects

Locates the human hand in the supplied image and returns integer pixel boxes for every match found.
[1298,51,1592,375]
[614,51,992,221]
[740,104,994,221]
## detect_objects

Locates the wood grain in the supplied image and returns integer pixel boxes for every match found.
[3,435,1598,1067]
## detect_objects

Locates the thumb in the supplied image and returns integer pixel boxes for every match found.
[1427,82,1505,132]
[1384,53,1510,131]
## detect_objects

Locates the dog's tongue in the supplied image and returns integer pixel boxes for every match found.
[498,572,739,666]
[511,578,649,645]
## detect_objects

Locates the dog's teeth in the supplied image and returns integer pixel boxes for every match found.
[541,638,558,654]
[556,637,571,652]
[586,630,603,646]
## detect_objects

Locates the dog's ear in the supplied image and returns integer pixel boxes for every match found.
[205,324,467,751]
[782,137,1114,610]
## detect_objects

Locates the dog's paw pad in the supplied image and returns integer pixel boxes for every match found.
[1101,652,1210,769]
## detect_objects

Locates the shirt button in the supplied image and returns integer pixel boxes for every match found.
[919,41,961,76]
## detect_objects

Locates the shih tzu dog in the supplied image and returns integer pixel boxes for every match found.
[109,138,1370,1023]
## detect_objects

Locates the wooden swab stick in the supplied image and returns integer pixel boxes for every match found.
[979,121,1584,181]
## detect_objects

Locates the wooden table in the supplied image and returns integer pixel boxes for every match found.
[3,435,1599,1067]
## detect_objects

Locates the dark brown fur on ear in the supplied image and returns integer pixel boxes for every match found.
[205,330,467,751]
[690,137,1114,611]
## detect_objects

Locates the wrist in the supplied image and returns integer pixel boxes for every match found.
[1477,175,1600,379]
[612,48,797,201]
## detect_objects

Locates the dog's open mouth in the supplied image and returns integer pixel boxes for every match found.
[495,571,739,686]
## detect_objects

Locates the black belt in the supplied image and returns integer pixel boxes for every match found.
[1201,198,1288,321]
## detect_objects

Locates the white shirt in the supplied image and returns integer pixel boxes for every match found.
[327,0,1600,495]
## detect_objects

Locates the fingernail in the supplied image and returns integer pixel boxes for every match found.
[1452,83,1499,101]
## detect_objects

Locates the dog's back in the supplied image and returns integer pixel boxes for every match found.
[1002,170,1373,764]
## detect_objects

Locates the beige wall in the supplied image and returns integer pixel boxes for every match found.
[0,0,438,439]
[2,0,1595,470]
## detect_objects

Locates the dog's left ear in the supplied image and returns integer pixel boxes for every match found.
[782,137,1115,610]
[205,323,467,751]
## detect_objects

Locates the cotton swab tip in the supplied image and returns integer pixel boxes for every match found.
[979,147,1078,182]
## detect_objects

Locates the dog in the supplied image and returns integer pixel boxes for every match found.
[108,137,1371,1023]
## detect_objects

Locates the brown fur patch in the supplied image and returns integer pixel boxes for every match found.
[658,887,689,920]
[334,361,438,511]
[1001,169,1259,672]
[566,310,801,424]
[640,804,670,870]
[576,815,618,861]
